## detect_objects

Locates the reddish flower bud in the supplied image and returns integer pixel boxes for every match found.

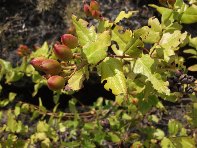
[30,57,47,71]
[47,75,65,91]
[91,10,101,19]
[40,59,61,75]
[61,34,78,49]
[17,51,23,57]
[90,0,99,11]
[17,44,30,57]
[53,44,73,61]
[83,4,91,16]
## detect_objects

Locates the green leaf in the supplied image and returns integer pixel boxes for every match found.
[170,137,196,148]
[153,129,165,140]
[183,49,197,55]
[174,0,184,8]
[31,132,47,141]
[115,11,133,23]
[131,141,143,148]
[37,121,49,132]
[124,37,143,57]
[168,119,182,136]
[84,122,97,130]
[67,66,89,91]
[133,54,170,95]
[164,47,176,62]
[5,69,23,83]
[82,141,96,148]
[159,31,187,49]
[161,137,175,148]
[149,5,172,16]
[181,4,197,24]
[111,26,132,52]
[108,132,121,143]
[7,110,18,133]
[0,59,23,83]
[72,15,96,46]
[8,92,16,102]
[14,106,20,117]
[138,94,159,114]
[164,22,183,33]
[149,115,159,123]
[189,36,197,48]
[62,141,80,148]
[100,57,127,95]
[159,31,187,61]
[30,42,49,58]
[149,4,173,24]
[32,80,46,97]
[122,113,132,120]
[97,20,113,33]
[58,123,66,132]
[188,64,197,71]
[0,59,11,80]
[134,26,161,43]
[83,31,111,64]
[41,138,51,148]
[94,131,106,144]
[148,17,162,32]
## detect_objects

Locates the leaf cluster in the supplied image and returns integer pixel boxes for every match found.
[0,0,197,147]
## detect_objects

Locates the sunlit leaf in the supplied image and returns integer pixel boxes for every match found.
[159,31,187,61]
[30,42,49,58]
[170,137,196,148]
[7,110,18,133]
[67,66,89,91]
[8,92,16,102]
[168,119,182,136]
[100,57,127,95]
[149,4,173,24]
[31,132,47,141]
[111,26,132,52]
[97,20,113,33]
[183,49,197,55]
[161,137,175,148]
[14,106,20,117]
[124,37,143,57]
[159,31,187,49]
[188,64,197,71]
[148,17,162,32]
[133,54,170,95]
[108,132,121,143]
[0,59,11,80]
[37,121,49,132]
[153,129,165,140]
[134,26,161,43]
[72,15,96,46]
[115,11,133,23]
[181,4,197,24]
[83,31,111,64]
[189,36,197,48]
[41,138,51,148]
[122,113,132,120]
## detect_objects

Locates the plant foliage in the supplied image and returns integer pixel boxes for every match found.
[0,0,197,147]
